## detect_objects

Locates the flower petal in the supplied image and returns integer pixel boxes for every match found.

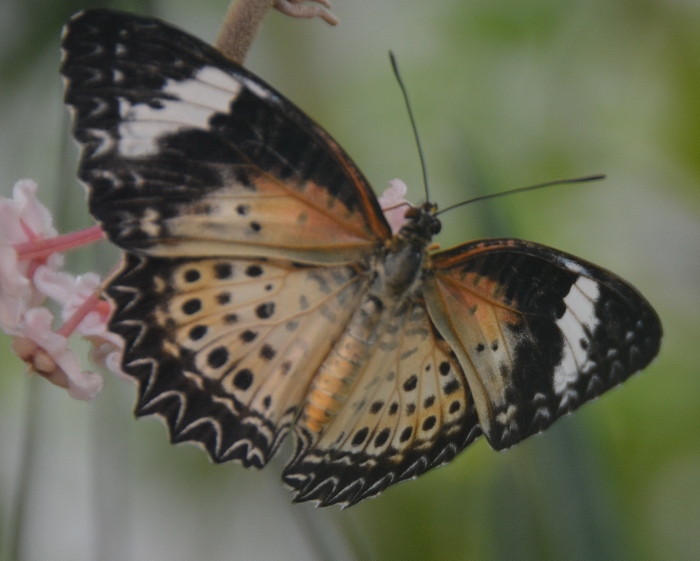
[32,266,93,307]
[33,268,128,379]
[12,179,57,239]
[11,307,103,400]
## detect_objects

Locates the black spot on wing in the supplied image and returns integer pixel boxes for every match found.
[422,416,437,431]
[255,302,275,319]
[214,262,233,279]
[374,428,391,447]
[260,344,276,361]
[370,401,384,414]
[246,265,263,278]
[189,325,207,340]
[403,375,418,392]
[182,298,201,315]
[233,369,254,390]
[207,346,229,369]
[184,269,200,282]
[240,330,257,343]
[351,427,369,447]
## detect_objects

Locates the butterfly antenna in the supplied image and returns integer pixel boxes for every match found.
[435,174,606,216]
[390,51,430,203]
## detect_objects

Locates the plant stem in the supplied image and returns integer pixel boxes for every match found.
[215,0,273,63]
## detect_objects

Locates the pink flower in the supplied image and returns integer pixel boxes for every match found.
[34,267,127,381]
[0,179,122,399]
[0,179,62,331]
[11,307,103,400]
[379,179,411,234]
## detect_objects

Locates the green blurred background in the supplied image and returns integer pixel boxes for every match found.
[0,0,698,560]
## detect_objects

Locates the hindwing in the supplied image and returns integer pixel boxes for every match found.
[108,252,371,466]
[283,298,482,506]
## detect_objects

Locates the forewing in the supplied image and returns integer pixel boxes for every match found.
[282,298,482,507]
[425,239,662,450]
[61,9,391,265]
[107,253,371,467]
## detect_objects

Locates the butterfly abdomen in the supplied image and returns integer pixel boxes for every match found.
[301,289,396,434]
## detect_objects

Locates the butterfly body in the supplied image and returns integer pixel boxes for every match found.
[300,204,439,436]
[62,9,662,506]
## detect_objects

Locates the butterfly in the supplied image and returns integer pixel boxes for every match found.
[61,9,662,507]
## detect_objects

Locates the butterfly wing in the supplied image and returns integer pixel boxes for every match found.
[61,10,393,467]
[62,9,391,265]
[424,239,662,450]
[107,253,373,467]
[283,297,482,507]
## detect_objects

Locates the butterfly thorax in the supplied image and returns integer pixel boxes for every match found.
[299,204,441,437]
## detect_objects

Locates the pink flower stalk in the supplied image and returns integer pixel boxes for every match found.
[0,179,123,399]
[379,179,411,234]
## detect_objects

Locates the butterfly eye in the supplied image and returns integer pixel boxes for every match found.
[429,220,441,235]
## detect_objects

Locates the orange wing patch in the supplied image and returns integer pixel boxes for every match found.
[155,171,391,264]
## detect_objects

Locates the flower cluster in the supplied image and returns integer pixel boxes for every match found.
[0,179,125,400]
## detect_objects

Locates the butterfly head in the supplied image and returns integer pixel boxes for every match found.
[399,202,441,243]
